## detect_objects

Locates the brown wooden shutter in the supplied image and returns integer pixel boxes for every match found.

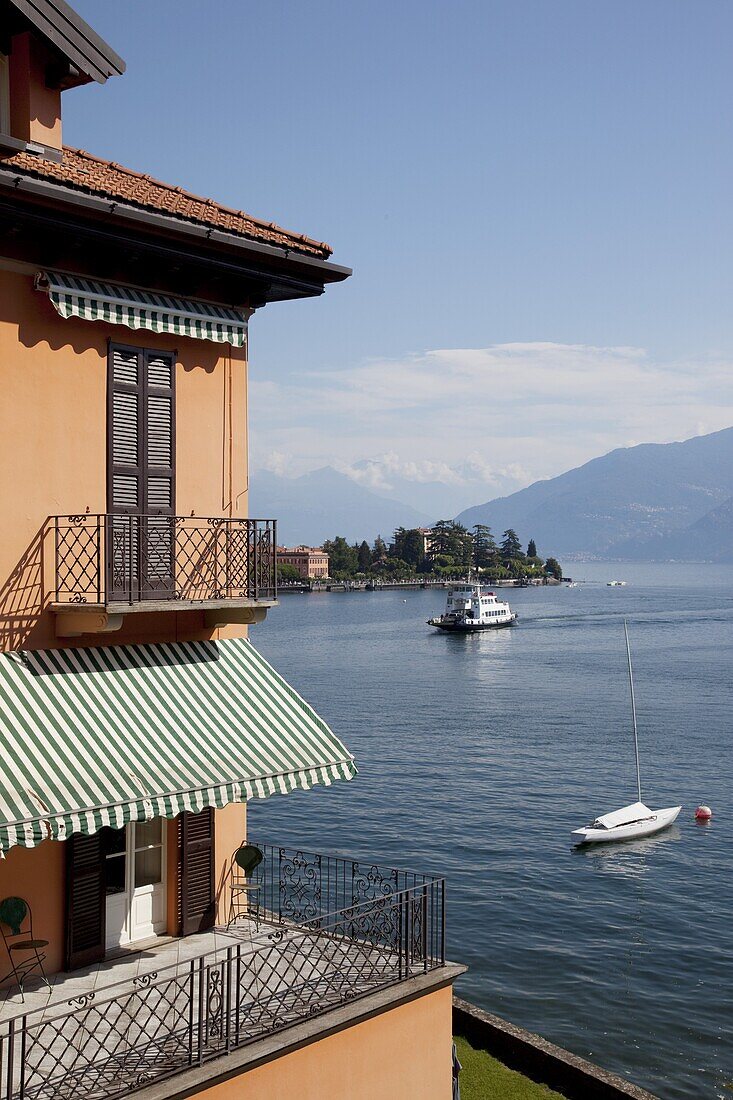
[142,351,175,597]
[65,833,106,970]
[107,344,176,600]
[108,345,142,600]
[180,808,216,935]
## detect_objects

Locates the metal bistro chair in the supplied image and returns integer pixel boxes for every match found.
[227,844,264,930]
[0,897,51,1001]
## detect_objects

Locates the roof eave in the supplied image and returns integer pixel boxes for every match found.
[8,0,125,84]
[0,166,352,294]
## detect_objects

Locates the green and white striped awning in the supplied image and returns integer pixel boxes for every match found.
[0,638,356,853]
[36,271,248,347]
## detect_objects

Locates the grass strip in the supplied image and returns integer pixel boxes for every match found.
[454,1035,565,1099]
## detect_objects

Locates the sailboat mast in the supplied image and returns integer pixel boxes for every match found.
[624,618,642,803]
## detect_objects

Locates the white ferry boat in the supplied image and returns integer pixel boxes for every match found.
[427,583,517,632]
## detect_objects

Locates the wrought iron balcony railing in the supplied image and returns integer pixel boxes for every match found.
[247,841,444,934]
[0,843,447,1100]
[51,514,277,606]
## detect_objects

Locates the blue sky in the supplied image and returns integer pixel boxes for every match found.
[67,1,733,512]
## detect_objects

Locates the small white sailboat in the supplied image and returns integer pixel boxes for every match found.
[571,621,681,846]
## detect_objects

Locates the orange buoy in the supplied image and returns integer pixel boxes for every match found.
[695,805,712,820]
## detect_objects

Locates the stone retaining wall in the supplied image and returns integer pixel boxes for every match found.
[453,997,658,1100]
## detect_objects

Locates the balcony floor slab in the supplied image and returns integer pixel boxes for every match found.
[50,599,277,614]
[0,926,258,1025]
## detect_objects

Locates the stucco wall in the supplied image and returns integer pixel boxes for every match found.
[190,986,453,1100]
[0,266,249,654]
[0,837,65,979]
[213,802,246,925]
[8,33,62,148]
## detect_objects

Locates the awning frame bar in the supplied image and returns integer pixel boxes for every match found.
[1,759,355,833]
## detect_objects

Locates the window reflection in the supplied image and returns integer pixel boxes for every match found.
[135,847,162,887]
[135,819,162,849]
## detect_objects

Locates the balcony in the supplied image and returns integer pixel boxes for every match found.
[0,843,449,1100]
[50,514,277,636]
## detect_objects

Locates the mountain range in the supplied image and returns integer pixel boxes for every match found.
[456,426,733,561]
[248,467,432,546]
[343,458,522,517]
[252,428,733,560]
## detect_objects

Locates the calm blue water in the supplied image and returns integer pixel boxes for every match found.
[248,564,733,1099]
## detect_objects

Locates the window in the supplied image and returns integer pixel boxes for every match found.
[101,826,126,896]
[135,818,164,888]
[0,54,9,134]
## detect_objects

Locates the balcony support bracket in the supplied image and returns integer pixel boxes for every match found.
[54,609,124,638]
[204,606,270,629]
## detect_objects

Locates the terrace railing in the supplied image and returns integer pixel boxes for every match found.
[51,514,277,605]
[248,841,445,947]
[0,844,446,1100]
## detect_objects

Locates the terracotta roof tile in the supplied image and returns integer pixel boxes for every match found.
[3,146,332,259]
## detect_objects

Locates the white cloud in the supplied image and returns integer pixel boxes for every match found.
[259,450,292,477]
[337,453,467,490]
[250,341,733,512]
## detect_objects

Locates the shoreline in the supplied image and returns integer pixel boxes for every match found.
[279,577,565,593]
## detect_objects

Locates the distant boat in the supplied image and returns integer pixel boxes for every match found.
[566,582,579,588]
[607,580,627,586]
[571,620,681,846]
[427,582,517,632]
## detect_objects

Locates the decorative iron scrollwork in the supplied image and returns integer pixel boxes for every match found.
[351,861,398,905]
[53,514,276,603]
[206,965,224,1041]
[68,990,95,1008]
[133,971,158,989]
[279,849,322,923]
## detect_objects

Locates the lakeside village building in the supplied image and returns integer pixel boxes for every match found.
[277,546,330,580]
[417,526,436,558]
[0,5,461,1099]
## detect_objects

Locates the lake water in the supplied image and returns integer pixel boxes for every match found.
[248,563,732,1099]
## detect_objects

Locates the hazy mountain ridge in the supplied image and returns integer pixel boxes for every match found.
[614,494,733,562]
[455,427,733,560]
[345,458,522,517]
[249,467,432,546]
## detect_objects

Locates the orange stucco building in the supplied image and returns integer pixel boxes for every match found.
[277,545,330,579]
[0,4,462,1098]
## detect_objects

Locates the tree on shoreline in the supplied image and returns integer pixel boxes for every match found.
[318,525,562,582]
[545,556,563,580]
[473,524,498,570]
[357,540,371,573]
[372,535,387,564]
[277,562,301,583]
[501,529,523,562]
[392,527,426,569]
[322,536,358,578]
